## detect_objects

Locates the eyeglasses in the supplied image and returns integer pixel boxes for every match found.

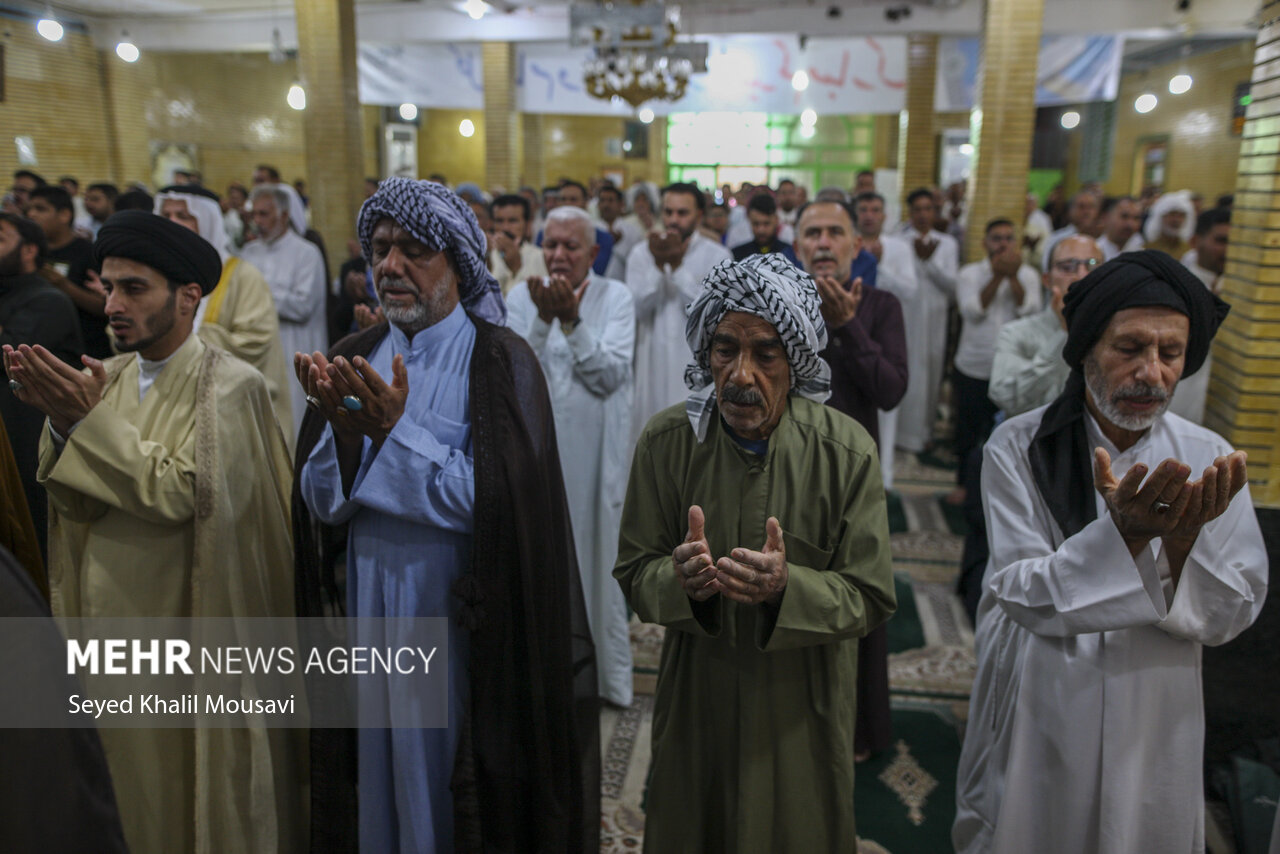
[1052,257,1101,274]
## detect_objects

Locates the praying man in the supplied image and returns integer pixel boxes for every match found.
[615,252,897,852]
[5,210,304,853]
[294,178,599,854]
[953,250,1268,854]
[154,184,294,447]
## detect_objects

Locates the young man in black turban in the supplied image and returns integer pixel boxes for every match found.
[953,249,1268,854]
[2,210,305,852]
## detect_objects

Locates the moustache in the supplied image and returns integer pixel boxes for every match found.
[720,384,764,407]
[810,250,838,264]
[1114,383,1169,401]
[377,277,417,296]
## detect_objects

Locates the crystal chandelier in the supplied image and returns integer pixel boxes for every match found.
[584,47,693,108]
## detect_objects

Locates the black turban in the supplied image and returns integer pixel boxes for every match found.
[1061,249,1229,378]
[93,210,222,295]
[1029,250,1231,541]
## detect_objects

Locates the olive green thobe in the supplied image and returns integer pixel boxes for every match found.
[615,396,896,853]
[38,333,305,854]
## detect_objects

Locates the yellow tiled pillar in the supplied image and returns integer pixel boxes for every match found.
[294,0,365,262]
[522,113,545,190]
[647,117,669,186]
[483,42,520,193]
[898,34,939,211]
[963,0,1044,262]
[1205,0,1280,506]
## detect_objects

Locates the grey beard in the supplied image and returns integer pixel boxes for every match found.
[378,278,453,334]
[1084,355,1173,433]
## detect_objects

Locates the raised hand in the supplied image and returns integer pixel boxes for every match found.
[323,354,409,449]
[1093,448,1194,555]
[672,505,719,602]
[913,235,938,261]
[714,517,788,606]
[816,275,862,329]
[3,344,107,436]
[1164,451,1249,547]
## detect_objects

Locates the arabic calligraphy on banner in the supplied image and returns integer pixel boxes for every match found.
[517,36,907,116]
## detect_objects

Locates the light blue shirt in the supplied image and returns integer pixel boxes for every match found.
[300,302,476,854]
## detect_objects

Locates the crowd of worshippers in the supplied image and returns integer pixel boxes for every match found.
[0,164,1266,853]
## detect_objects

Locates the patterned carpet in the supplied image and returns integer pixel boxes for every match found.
[600,453,973,853]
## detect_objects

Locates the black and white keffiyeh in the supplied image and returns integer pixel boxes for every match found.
[682,253,831,441]
[357,177,506,324]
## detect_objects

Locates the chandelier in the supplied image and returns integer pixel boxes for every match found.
[584,48,693,107]
[572,1,705,108]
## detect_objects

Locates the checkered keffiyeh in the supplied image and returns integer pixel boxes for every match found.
[357,177,506,325]
[682,253,831,442]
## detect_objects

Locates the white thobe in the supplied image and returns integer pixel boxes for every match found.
[1023,208,1054,269]
[955,259,1043,381]
[625,233,732,441]
[897,227,959,452]
[1098,233,1145,261]
[491,242,547,297]
[954,407,1268,854]
[240,230,327,439]
[1167,258,1222,425]
[602,218,645,282]
[868,235,919,484]
[505,274,636,707]
[987,308,1069,417]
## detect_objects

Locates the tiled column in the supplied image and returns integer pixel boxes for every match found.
[897,34,939,211]
[522,113,545,190]
[1207,0,1280,506]
[483,42,520,192]
[294,0,365,261]
[963,0,1044,262]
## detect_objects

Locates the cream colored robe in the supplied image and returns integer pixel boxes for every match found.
[197,257,294,453]
[38,333,305,854]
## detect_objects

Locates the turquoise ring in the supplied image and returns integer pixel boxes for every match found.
[342,395,363,412]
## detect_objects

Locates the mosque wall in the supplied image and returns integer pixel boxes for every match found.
[1103,41,1254,200]
[0,23,115,189]
[416,108,487,187]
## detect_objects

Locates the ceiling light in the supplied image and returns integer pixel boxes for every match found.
[799,125,815,139]
[36,14,63,42]
[459,119,476,138]
[959,143,974,156]
[1134,93,1158,113]
[792,70,810,92]
[115,36,140,63]
[638,107,655,124]
[1169,74,1192,95]
[1060,111,1080,130]
[398,103,418,121]
[462,0,489,19]
[287,83,306,110]
[801,108,817,127]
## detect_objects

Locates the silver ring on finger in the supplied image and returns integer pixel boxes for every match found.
[305,394,321,410]
[8,379,22,393]
[1153,500,1173,514]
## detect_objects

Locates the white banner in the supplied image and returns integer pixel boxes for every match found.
[358,43,485,109]
[935,35,1123,112]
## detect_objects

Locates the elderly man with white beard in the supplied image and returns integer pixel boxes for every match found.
[954,250,1267,854]
[506,206,636,708]
[154,185,294,447]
